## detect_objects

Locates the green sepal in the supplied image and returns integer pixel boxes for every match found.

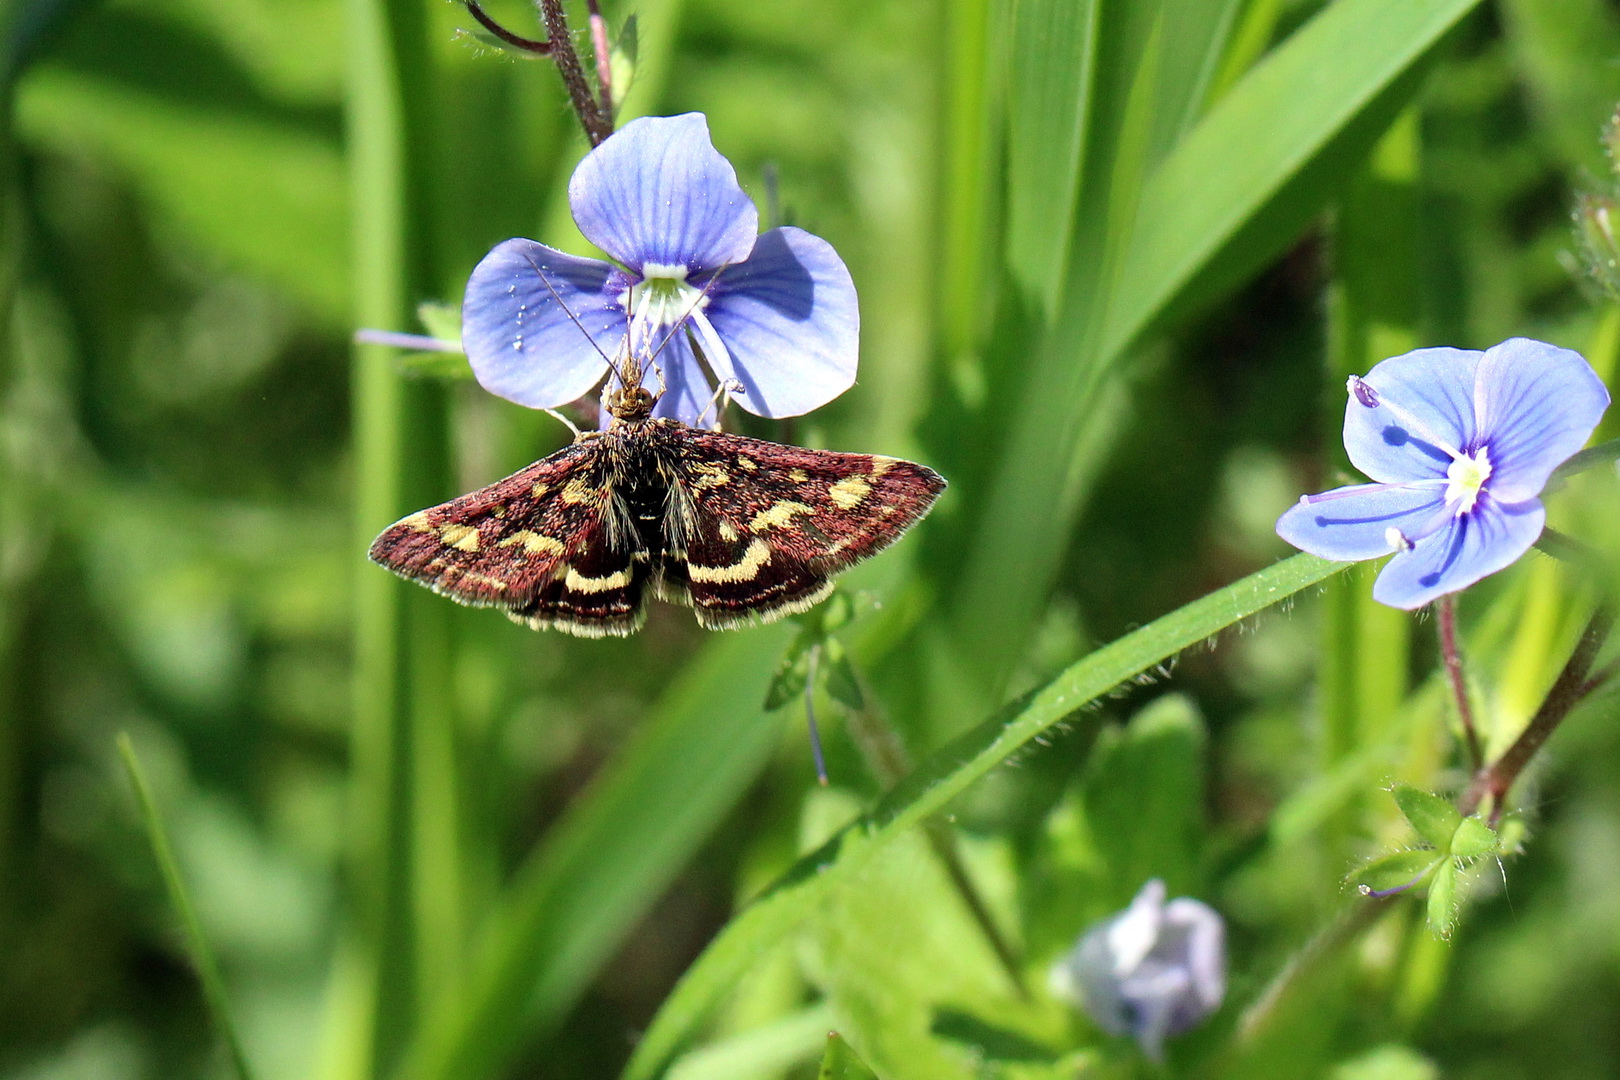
[763,645,812,712]
[417,300,463,344]
[1448,816,1497,862]
[1425,860,1459,937]
[1353,849,1442,895]
[819,1033,880,1080]
[1394,785,1462,849]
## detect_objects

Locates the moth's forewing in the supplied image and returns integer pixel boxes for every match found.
[668,429,946,628]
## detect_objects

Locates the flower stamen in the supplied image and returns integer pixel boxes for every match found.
[1445,446,1491,514]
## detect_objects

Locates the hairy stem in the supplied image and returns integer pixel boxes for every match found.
[1437,595,1483,770]
[534,0,613,145]
[1459,606,1614,823]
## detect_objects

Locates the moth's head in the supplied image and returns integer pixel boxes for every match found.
[603,383,656,423]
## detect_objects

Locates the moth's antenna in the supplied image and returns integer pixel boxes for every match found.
[805,644,830,785]
[518,250,632,387]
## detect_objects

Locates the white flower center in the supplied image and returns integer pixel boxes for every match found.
[628,263,708,349]
[1445,446,1491,514]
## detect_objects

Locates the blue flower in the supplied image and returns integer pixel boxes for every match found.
[461,113,859,428]
[1277,338,1610,609]
[1055,880,1226,1062]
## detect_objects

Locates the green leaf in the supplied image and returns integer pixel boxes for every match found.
[1393,785,1462,850]
[416,301,462,344]
[397,352,474,380]
[1425,860,1459,937]
[664,1005,833,1080]
[1083,693,1205,900]
[623,553,1345,1080]
[822,640,866,711]
[1353,850,1442,895]
[1449,816,1497,862]
[1004,0,1098,309]
[118,735,257,1080]
[398,623,796,1080]
[818,1034,880,1080]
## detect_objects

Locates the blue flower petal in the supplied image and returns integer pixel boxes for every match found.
[463,239,627,409]
[1371,496,1546,609]
[1343,347,1482,483]
[1275,482,1451,561]
[1474,337,1610,503]
[701,227,860,418]
[569,114,759,273]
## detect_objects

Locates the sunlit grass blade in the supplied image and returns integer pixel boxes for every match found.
[397,622,796,1080]
[664,1004,835,1080]
[117,734,257,1080]
[955,0,1484,684]
[817,1034,880,1080]
[624,553,1346,1080]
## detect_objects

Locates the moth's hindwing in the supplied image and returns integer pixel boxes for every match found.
[366,438,650,637]
[666,429,947,629]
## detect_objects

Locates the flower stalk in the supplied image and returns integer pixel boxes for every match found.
[1437,595,1484,770]
[535,0,613,145]
[1459,605,1614,824]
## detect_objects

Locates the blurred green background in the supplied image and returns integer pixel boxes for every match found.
[3,0,1620,1078]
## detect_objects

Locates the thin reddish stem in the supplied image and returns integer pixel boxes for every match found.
[1438,595,1484,770]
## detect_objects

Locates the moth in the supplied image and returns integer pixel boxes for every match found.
[369,379,946,637]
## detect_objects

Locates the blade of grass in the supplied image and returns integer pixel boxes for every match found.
[625,553,1346,1080]
[117,734,257,1080]
[334,0,453,1076]
[396,621,797,1080]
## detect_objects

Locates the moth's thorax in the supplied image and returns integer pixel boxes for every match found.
[600,418,689,554]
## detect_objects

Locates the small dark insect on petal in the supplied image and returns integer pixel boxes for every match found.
[1348,375,1380,409]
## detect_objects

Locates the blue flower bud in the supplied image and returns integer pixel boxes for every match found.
[1056,879,1225,1061]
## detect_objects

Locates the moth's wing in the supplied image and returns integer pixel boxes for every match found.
[666,430,946,629]
[367,440,651,637]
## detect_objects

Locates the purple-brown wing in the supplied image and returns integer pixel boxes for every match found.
[367,439,651,637]
[664,429,946,628]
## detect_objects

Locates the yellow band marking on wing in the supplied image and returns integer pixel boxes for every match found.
[828,475,872,510]
[564,566,633,593]
[787,468,809,483]
[869,456,897,477]
[440,524,481,552]
[561,477,597,504]
[750,501,813,531]
[531,481,551,498]
[737,456,759,471]
[403,511,434,533]
[718,520,740,542]
[688,538,771,583]
[459,570,509,591]
[691,462,731,489]
[498,530,565,556]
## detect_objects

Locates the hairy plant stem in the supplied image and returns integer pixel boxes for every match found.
[534,0,613,145]
[1459,605,1615,824]
[844,673,1030,998]
[1437,595,1483,770]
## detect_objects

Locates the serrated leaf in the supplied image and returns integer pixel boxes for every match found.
[1449,816,1497,862]
[1394,785,1461,849]
[1353,850,1442,895]
[1426,860,1459,937]
[818,1033,879,1080]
